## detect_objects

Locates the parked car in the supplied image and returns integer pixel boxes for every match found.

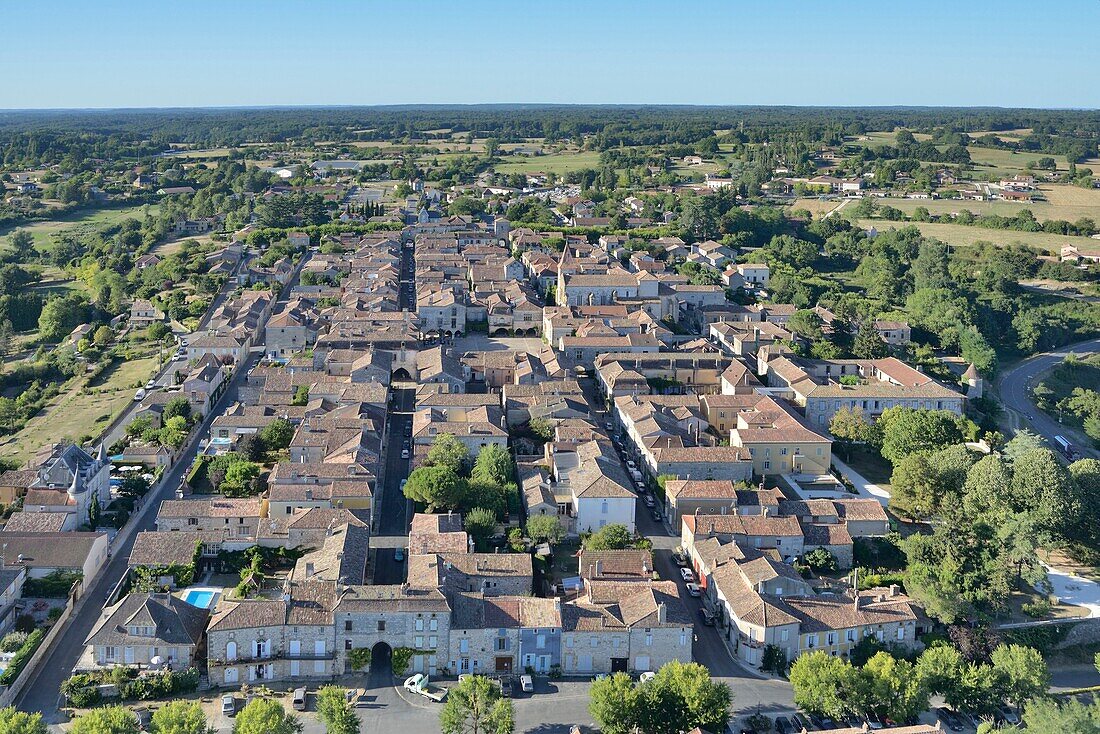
[498,676,514,698]
[401,449,410,459]
[685,583,701,597]
[792,713,813,731]
[700,608,716,625]
[643,495,656,508]
[679,567,695,583]
[221,695,236,717]
[672,551,689,567]
[999,708,1020,725]
[775,716,792,734]
[639,671,656,683]
[649,508,662,521]
[520,674,534,693]
[133,707,152,731]
[133,388,146,402]
[145,379,157,390]
[394,547,405,562]
[936,708,963,732]
[292,687,307,711]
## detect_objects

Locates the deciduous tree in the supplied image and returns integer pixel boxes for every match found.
[440,674,514,734]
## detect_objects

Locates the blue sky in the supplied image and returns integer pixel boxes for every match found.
[3,0,1098,109]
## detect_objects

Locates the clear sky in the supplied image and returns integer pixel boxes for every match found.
[3,0,1099,110]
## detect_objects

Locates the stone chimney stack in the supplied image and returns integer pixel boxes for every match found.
[657,602,667,624]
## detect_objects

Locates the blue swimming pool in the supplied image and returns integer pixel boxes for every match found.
[182,589,217,609]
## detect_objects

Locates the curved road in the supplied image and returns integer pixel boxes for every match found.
[996,336,1100,457]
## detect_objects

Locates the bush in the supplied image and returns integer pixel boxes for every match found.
[23,570,82,598]
[0,630,28,652]
[1022,598,1053,619]
[0,628,45,685]
[347,647,372,671]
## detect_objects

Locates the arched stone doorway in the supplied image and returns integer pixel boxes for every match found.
[368,641,393,687]
[392,367,413,381]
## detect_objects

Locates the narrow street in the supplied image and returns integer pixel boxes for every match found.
[16,255,301,721]
[372,237,417,584]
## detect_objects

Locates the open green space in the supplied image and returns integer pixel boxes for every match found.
[0,204,159,253]
[966,145,1069,174]
[865,192,1100,225]
[0,353,159,466]
[855,219,1100,254]
[494,150,604,174]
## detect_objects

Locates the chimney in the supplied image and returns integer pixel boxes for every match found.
[594,559,603,577]
[657,602,667,624]
[888,584,899,598]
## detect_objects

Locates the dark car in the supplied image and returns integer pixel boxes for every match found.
[498,676,514,698]
[774,716,792,734]
[650,508,662,521]
[935,708,963,732]
[793,713,813,731]
[643,495,656,508]
[699,608,716,626]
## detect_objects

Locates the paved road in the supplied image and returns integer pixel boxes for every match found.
[19,254,298,721]
[372,239,417,584]
[101,254,252,450]
[996,336,1100,457]
[373,384,414,585]
[21,349,262,721]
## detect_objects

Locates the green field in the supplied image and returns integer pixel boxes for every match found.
[856,219,1100,254]
[494,150,603,174]
[1,204,159,253]
[967,146,1068,174]
[0,353,159,466]
[866,191,1100,224]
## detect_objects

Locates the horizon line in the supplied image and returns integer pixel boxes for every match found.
[1,102,1099,114]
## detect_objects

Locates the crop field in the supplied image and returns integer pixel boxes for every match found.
[855,219,1100,254]
[0,354,159,466]
[1,204,159,253]
[494,150,604,174]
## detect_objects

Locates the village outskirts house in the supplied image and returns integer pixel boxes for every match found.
[81,592,208,671]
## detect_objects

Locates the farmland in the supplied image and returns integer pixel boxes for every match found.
[966,145,1070,174]
[0,203,159,253]
[855,218,1100,254]
[857,185,1100,224]
[494,150,604,174]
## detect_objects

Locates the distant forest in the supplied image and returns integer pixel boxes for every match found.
[1,105,1099,167]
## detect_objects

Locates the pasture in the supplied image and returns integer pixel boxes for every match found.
[855,219,1100,255]
[1,204,159,253]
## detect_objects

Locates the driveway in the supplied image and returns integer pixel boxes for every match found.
[830,456,891,505]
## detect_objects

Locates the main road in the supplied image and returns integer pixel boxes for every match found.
[18,252,304,722]
[995,336,1100,457]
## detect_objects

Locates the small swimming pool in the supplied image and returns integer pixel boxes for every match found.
[182,589,218,609]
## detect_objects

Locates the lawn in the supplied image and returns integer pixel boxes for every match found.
[494,150,604,175]
[843,445,893,489]
[0,354,159,466]
[855,219,1100,255]
[0,204,159,253]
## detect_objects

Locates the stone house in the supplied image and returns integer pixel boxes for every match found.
[83,592,208,671]
[206,581,337,686]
